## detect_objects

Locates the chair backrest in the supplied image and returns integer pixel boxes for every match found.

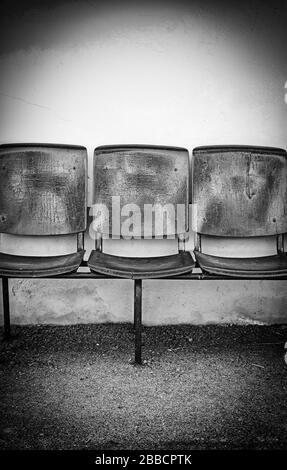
[192,145,287,237]
[0,144,87,236]
[92,145,189,238]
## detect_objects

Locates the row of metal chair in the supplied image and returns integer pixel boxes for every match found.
[0,143,287,279]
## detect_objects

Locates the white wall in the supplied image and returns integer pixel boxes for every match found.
[0,0,286,325]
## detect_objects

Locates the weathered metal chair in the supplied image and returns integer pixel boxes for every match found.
[88,145,194,363]
[193,145,287,278]
[0,143,87,278]
[88,145,194,278]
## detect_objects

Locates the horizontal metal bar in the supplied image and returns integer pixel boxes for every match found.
[0,272,287,281]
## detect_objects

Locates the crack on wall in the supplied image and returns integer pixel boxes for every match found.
[0,91,73,123]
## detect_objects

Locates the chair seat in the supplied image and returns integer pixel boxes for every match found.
[194,250,287,278]
[0,250,84,277]
[88,251,194,279]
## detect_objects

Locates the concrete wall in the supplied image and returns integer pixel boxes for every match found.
[0,0,286,325]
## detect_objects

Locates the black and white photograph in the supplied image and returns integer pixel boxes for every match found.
[0,0,286,465]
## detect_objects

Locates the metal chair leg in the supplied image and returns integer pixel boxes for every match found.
[134,279,142,365]
[2,277,11,340]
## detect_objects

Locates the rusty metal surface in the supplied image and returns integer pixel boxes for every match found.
[192,146,287,237]
[0,144,87,235]
[93,145,189,237]
[0,250,84,277]
[88,250,194,278]
[194,250,287,278]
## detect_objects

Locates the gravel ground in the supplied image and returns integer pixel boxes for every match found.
[0,324,287,450]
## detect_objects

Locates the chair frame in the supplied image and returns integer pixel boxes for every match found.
[193,145,287,276]
[1,145,287,365]
[92,215,187,363]
[2,258,287,365]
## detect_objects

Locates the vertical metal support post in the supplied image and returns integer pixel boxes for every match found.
[77,232,84,252]
[134,278,142,365]
[95,234,102,252]
[277,234,285,254]
[195,233,202,252]
[178,236,185,253]
[2,277,10,340]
